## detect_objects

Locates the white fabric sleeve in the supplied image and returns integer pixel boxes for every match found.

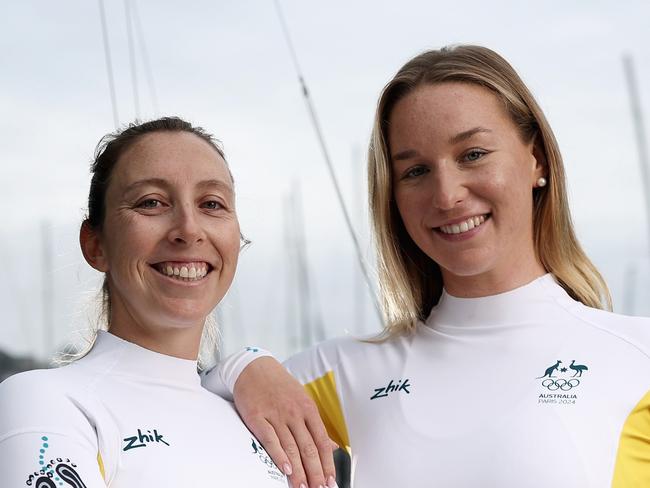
[0,432,107,487]
[0,373,108,487]
[201,347,274,400]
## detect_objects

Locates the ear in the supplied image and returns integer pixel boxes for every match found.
[531,136,548,183]
[80,220,109,272]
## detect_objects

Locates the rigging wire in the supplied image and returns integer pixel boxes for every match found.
[98,0,120,128]
[124,0,141,119]
[272,0,383,324]
[623,55,650,259]
[132,0,160,116]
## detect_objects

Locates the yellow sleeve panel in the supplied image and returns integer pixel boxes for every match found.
[97,451,106,481]
[612,390,650,487]
[303,371,351,453]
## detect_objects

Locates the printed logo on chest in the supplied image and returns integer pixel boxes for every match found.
[536,359,589,405]
[251,438,286,483]
[370,378,411,400]
[122,428,170,451]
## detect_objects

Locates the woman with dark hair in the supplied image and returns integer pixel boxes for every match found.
[0,118,296,487]
[206,46,650,487]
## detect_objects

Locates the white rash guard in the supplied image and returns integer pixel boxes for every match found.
[0,331,286,488]
[205,274,650,487]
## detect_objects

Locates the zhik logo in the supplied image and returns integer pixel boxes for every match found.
[123,428,170,451]
[370,378,411,400]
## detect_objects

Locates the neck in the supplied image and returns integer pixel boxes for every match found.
[107,300,204,360]
[442,257,547,298]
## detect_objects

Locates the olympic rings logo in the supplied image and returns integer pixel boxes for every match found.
[541,378,580,391]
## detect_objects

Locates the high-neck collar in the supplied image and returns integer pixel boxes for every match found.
[425,274,576,329]
[80,330,201,387]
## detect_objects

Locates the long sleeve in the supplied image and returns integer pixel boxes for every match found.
[0,372,107,487]
[200,347,274,401]
[201,342,352,452]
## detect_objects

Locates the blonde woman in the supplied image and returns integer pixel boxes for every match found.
[204,46,650,487]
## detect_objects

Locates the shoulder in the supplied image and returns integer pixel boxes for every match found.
[284,331,410,381]
[0,367,68,402]
[0,366,96,438]
[563,303,650,357]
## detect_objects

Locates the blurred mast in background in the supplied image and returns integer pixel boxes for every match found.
[98,0,120,128]
[290,183,326,348]
[623,56,650,254]
[131,0,159,116]
[273,0,382,324]
[351,144,367,334]
[284,194,300,351]
[622,55,650,313]
[41,221,53,360]
[124,0,141,119]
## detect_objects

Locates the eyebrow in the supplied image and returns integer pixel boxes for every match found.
[392,149,419,162]
[391,127,492,162]
[124,178,234,196]
[448,127,492,145]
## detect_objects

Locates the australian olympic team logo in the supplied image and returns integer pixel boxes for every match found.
[536,359,589,405]
[541,378,581,391]
[25,436,87,487]
[251,438,285,483]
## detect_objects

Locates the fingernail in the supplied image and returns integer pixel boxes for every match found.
[283,463,292,476]
[327,476,338,488]
[299,484,307,488]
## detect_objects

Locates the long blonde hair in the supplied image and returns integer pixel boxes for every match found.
[369,45,611,338]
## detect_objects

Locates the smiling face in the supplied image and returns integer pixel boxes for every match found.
[81,131,240,354]
[389,82,546,296]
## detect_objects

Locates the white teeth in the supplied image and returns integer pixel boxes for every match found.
[439,215,488,235]
[156,262,210,281]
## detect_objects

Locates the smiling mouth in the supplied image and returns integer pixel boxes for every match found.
[437,214,490,235]
[151,261,213,282]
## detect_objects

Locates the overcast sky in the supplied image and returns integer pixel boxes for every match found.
[1,0,650,360]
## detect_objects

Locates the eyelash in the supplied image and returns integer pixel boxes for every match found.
[462,149,488,162]
[402,166,429,180]
[400,148,489,180]
[136,198,164,209]
[134,198,226,212]
[200,200,224,210]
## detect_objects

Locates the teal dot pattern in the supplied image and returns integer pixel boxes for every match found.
[34,435,64,486]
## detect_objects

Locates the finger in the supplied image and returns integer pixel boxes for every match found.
[275,425,309,488]
[305,415,338,487]
[289,420,326,488]
[251,419,294,478]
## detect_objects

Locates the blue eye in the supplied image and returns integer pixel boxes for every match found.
[137,199,161,209]
[201,200,223,210]
[464,149,487,162]
[403,166,429,179]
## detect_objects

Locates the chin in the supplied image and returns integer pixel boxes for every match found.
[436,251,497,279]
[154,301,215,328]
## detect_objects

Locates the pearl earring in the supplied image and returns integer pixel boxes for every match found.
[536,177,547,188]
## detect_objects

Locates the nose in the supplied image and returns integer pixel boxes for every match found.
[431,165,467,210]
[167,204,205,245]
